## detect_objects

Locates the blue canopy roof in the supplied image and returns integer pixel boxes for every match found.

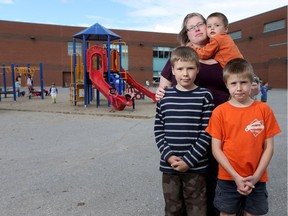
[73,23,121,41]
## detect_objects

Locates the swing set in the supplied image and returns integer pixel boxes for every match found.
[0,63,45,101]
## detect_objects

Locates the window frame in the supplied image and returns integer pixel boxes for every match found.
[229,30,242,40]
[263,19,286,33]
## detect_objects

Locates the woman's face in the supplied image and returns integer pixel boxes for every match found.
[186,16,208,47]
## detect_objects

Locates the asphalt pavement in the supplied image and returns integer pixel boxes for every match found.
[0,88,286,216]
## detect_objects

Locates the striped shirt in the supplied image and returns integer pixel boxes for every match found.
[154,86,214,174]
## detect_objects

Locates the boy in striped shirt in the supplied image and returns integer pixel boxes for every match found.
[154,46,214,216]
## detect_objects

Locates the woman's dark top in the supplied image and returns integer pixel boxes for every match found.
[161,60,229,107]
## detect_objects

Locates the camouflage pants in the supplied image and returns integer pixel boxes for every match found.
[162,173,207,216]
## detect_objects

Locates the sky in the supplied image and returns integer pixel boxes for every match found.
[0,0,287,33]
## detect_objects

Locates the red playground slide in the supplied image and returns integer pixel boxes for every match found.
[124,70,156,103]
[86,45,156,111]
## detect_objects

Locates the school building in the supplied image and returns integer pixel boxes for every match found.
[0,6,286,88]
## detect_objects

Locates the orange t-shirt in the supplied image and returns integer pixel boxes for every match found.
[206,101,281,182]
[191,33,243,68]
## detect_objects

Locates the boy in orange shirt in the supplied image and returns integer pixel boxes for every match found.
[206,58,281,216]
[187,12,243,68]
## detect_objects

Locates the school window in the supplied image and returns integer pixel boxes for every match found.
[68,42,82,56]
[153,47,173,58]
[229,31,242,40]
[264,19,285,33]
[153,47,173,81]
[153,50,158,57]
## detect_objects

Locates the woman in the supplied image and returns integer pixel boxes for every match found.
[157,13,229,107]
[156,13,230,216]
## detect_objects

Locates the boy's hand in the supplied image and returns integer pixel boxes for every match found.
[235,176,254,195]
[237,185,253,196]
[171,160,189,172]
[240,175,257,195]
[167,155,181,165]
[186,42,194,48]
[242,175,257,186]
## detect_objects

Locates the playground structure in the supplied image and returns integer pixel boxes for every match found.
[70,23,156,111]
[0,64,44,101]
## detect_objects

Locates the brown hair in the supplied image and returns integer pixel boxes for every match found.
[207,12,229,27]
[170,46,199,68]
[178,12,206,46]
[223,58,254,84]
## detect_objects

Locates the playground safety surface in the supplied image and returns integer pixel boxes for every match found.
[0,87,157,119]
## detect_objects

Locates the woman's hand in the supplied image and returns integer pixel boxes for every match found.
[155,86,166,101]
[155,75,172,101]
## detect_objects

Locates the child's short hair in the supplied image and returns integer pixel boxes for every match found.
[223,58,255,83]
[253,76,260,84]
[170,46,199,68]
[207,12,229,27]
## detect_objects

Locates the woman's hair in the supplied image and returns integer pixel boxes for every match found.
[178,12,206,46]
[223,58,255,83]
[170,46,199,68]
